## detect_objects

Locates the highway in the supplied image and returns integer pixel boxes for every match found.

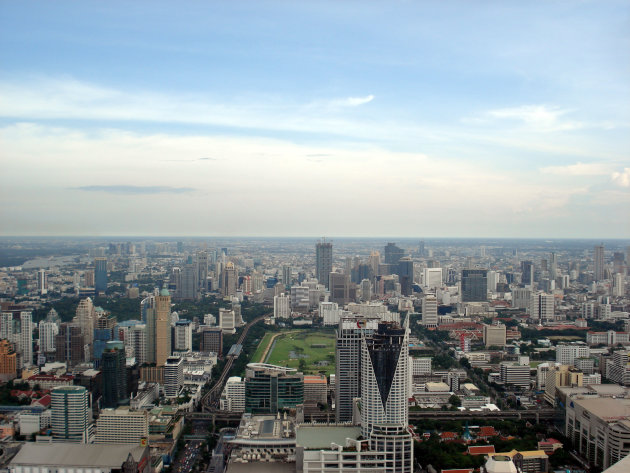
[201,315,266,410]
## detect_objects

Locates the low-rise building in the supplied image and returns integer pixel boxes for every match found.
[95,407,149,445]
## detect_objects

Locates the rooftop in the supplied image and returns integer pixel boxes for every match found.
[10,443,146,467]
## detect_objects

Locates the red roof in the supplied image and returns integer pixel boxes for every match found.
[31,394,51,408]
[468,445,496,455]
[478,426,498,438]
[440,432,459,440]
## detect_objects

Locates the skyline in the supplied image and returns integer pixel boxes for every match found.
[1,1,629,238]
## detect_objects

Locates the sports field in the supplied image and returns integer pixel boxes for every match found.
[258,330,336,375]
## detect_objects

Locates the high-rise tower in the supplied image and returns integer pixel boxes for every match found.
[94,257,108,294]
[461,269,488,302]
[315,239,333,289]
[594,244,605,281]
[51,385,92,443]
[101,341,128,408]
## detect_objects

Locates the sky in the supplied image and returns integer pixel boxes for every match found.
[1,1,629,238]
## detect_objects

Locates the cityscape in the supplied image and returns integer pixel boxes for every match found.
[0,237,629,473]
[1,1,630,473]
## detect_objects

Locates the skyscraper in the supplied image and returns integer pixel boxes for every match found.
[329,272,351,305]
[530,291,555,324]
[101,341,128,408]
[461,269,488,302]
[221,262,238,297]
[76,298,95,360]
[335,314,380,422]
[384,242,404,266]
[55,323,84,366]
[94,257,108,294]
[282,264,292,287]
[179,260,199,300]
[51,385,92,443]
[37,269,47,295]
[397,257,414,296]
[521,260,534,286]
[421,294,438,327]
[197,250,209,290]
[145,289,172,366]
[360,319,413,472]
[315,239,333,289]
[594,244,605,281]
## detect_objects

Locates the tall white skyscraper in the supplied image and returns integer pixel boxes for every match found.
[38,320,59,354]
[421,294,438,328]
[18,312,33,368]
[37,269,47,295]
[422,267,442,289]
[612,273,625,297]
[274,293,291,319]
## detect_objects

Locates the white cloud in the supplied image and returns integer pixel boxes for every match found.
[540,162,612,176]
[337,95,375,107]
[482,104,583,132]
[611,167,630,187]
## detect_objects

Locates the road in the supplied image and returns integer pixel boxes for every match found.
[201,315,265,410]
[171,439,202,473]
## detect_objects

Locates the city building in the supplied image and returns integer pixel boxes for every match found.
[55,323,84,366]
[397,257,414,296]
[145,289,172,366]
[329,272,351,305]
[219,308,236,334]
[499,362,531,388]
[335,314,380,422]
[200,327,222,355]
[174,319,193,351]
[244,363,304,414]
[384,242,404,265]
[38,320,58,354]
[8,443,150,473]
[483,324,507,348]
[315,239,333,288]
[220,376,246,412]
[94,407,149,445]
[303,374,327,405]
[530,292,554,324]
[421,293,438,327]
[101,341,128,408]
[320,301,340,326]
[51,385,93,443]
[94,257,108,295]
[0,339,17,382]
[274,293,291,319]
[565,395,630,469]
[545,365,583,406]
[461,269,488,302]
[163,356,183,398]
[423,267,443,289]
[556,343,590,365]
[221,262,238,297]
[594,244,605,281]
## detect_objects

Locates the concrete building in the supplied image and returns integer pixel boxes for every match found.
[565,395,630,469]
[556,343,590,365]
[423,267,443,289]
[174,319,193,351]
[319,301,340,326]
[245,363,304,414]
[220,376,246,412]
[200,327,222,355]
[38,320,58,355]
[483,324,507,348]
[219,308,237,334]
[410,357,432,376]
[8,443,150,473]
[594,244,605,281]
[499,362,531,388]
[274,293,291,319]
[316,239,333,289]
[303,375,327,405]
[512,288,532,310]
[95,407,149,445]
[545,365,583,406]
[0,339,17,382]
[329,272,351,305]
[461,269,487,302]
[421,293,438,328]
[51,385,92,443]
[530,292,554,324]
[164,356,183,398]
[335,314,380,423]
[221,262,238,297]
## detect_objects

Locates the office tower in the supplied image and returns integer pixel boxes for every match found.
[368,251,380,276]
[544,365,583,406]
[335,314,380,422]
[251,271,264,293]
[51,385,92,443]
[219,308,236,334]
[549,252,558,280]
[179,261,199,300]
[556,344,590,365]
[200,327,222,355]
[422,267,442,289]
[128,324,147,365]
[197,250,208,290]
[232,298,243,326]
[38,320,58,354]
[55,324,84,366]
[487,270,498,292]
[274,293,291,319]
[418,240,425,257]
[303,375,328,405]
[290,285,309,310]
[244,363,304,414]
[76,298,95,358]
[329,272,351,305]
[499,362,531,388]
[0,340,17,382]
[94,257,108,294]
[461,269,488,302]
[283,265,293,287]
[221,262,238,297]
[361,319,413,473]
[397,257,414,296]
[613,273,625,297]
[174,319,192,351]
[613,252,625,275]
[384,242,404,265]
[594,244,605,281]
[84,269,95,288]
[0,312,14,343]
[14,311,33,368]
[315,239,333,289]
[101,341,128,408]
[530,291,555,324]
[521,261,534,286]
[37,269,47,295]
[360,279,372,302]
[154,289,171,366]
[220,376,246,412]
[483,324,507,347]
[421,294,438,328]
[164,356,183,398]
[95,408,149,445]
[320,301,340,326]
[512,287,532,309]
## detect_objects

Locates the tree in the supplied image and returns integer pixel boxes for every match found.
[449,395,461,407]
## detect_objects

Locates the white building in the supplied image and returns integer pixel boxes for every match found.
[219,308,236,334]
[499,362,531,388]
[320,301,340,326]
[220,376,245,412]
[612,273,625,297]
[274,293,291,320]
[556,343,590,365]
[530,292,554,324]
[421,294,438,328]
[38,320,58,354]
[95,407,149,444]
[174,320,193,351]
[164,356,183,398]
[410,357,432,376]
[422,268,442,289]
[51,385,93,443]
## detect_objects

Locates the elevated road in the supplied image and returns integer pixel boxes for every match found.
[200,315,265,410]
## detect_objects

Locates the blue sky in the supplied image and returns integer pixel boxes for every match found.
[1,1,629,237]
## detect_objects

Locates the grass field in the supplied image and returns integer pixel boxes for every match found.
[264,330,336,375]
[251,332,275,363]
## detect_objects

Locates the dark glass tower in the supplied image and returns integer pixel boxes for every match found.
[94,257,108,294]
[101,341,128,408]
[461,269,488,302]
[316,239,333,289]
